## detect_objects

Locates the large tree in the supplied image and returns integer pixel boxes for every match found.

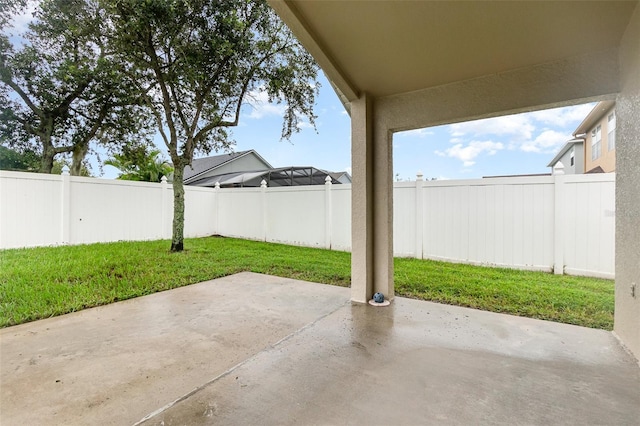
[0,0,150,175]
[0,0,27,30]
[108,0,319,252]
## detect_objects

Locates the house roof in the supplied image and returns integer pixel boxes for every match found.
[329,171,352,182]
[187,166,343,188]
[573,100,616,136]
[586,166,606,174]
[184,150,272,184]
[483,173,552,179]
[547,138,584,168]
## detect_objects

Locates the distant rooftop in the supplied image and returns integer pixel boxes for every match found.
[184,150,272,183]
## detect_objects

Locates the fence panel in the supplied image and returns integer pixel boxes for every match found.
[420,178,555,271]
[184,186,217,238]
[216,187,264,240]
[330,185,351,251]
[266,186,326,248]
[69,177,164,244]
[393,183,417,257]
[562,174,615,278]
[0,172,62,248]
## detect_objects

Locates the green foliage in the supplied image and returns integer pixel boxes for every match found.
[0,0,152,175]
[0,145,40,171]
[0,0,27,30]
[105,146,173,182]
[0,144,92,175]
[105,0,320,251]
[51,158,92,176]
[0,237,614,330]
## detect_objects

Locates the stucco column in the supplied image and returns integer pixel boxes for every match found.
[614,2,640,361]
[351,94,394,303]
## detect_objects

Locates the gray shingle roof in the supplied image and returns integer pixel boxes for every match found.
[184,150,252,182]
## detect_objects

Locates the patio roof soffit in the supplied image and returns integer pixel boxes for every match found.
[269,0,638,127]
[268,0,359,105]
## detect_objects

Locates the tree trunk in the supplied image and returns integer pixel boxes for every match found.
[70,142,89,176]
[38,119,56,174]
[170,162,185,252]
[40,145,55,174]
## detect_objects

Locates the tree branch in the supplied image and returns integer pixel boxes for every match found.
[1,78,43,118]
[168,79,190,133]
[144,30,178,150]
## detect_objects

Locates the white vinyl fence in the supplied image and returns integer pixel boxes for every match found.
[0,170,615,278]
[394,174,615,278]
[0,170,216,248]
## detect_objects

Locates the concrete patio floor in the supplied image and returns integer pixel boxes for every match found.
[1,272,638,425]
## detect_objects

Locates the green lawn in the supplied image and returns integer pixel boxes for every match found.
[0,237,614,329]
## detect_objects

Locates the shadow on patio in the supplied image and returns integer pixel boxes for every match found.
[1,272,638,425]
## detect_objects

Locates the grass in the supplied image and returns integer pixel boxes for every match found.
[0,236,614,330]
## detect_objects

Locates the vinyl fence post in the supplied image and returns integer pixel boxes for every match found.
[415,171,424,259]
[553,162,565,275]
[325,175,332,249]
[261,179,267,242]
[161,176,169,239]
[61,166,71,245]
[213,181,220,235]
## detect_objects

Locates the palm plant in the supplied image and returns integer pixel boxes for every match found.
[105,148,173,182]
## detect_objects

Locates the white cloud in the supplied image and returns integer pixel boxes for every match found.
[435,140,504,167]
[397,128,435,138]
[296,120,314,130]
[245,88,286,119]
[450,114,535,140]
[529,103,595,128]
[244,89,319,130]
[293,111,318,131]
[520,130,569,153]
[446,103,593,157]
[7,3,37,33]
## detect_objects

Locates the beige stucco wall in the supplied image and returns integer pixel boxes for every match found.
[615,2,640,361]
[350,95,373,303]
[584,105,617,173]
[350,94,395,303]
[375,48,619,133]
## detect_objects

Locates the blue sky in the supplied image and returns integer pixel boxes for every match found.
[101,71,594,181]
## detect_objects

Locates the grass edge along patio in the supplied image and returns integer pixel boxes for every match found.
[0,236,614,330]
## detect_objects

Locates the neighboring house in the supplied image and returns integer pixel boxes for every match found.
[184,150,273,185]
[184,149,351,188]
[575,100,616,173]
[547,100,616,174]
[547,138,584,174]
[329,171,352,184]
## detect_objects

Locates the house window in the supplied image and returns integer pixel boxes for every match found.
[591,124,601,161]
[608,112,616,151]
[570,148,575,167]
